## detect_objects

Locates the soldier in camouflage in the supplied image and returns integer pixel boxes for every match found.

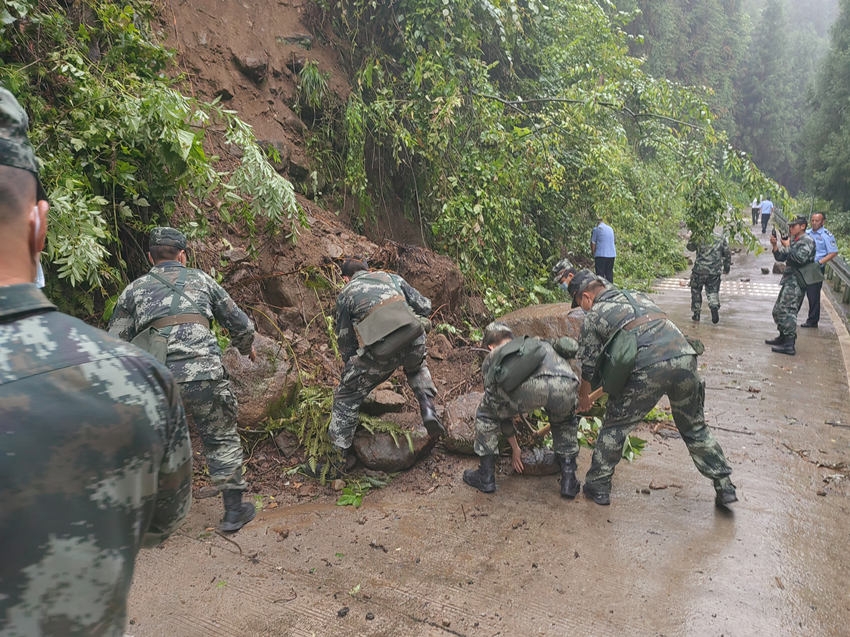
[687,231,731,323]
[571,270,736,507]
[764,215,816,355]
[463,322,581,497]
[108,227,257,532]
[319,258,444,475]
[0,86,192,636]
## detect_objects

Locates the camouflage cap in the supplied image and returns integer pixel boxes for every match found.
[566,268,602,298]
[0,87,46,200]
[788,215,808,226]
[149,227,187,250]
[482,321,514,347]
[550,258,575,284]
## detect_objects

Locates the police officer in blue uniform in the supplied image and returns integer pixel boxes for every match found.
[802,212,839,328]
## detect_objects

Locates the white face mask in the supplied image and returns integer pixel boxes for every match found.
[31,207,45,288]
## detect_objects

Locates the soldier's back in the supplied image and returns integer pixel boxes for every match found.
[0,284,190,637]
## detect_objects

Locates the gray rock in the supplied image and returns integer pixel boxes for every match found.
[517,447,559,476]
[232,51,268,83]
[761,267,770,275]
[443,392,483,455]
[352,422,435,472]
[361,389,407,415]
[498,303,584,341]
[274,430,300,458]
[223,333,296,426]
[772,262,786,274]
[276,34,313,49]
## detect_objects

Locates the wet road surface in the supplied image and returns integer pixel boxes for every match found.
[128,233,850,636]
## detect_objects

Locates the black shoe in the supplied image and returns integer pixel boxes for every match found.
[417,394,446,438]
[582,483,610,506]
[800,322,817,328]
[764,334,785,345]
[692,312,700,322]
[463,455,496,493]
[220,490,256,532]
[557,455,581,499]
[715,488,738,507]
[710,308,719,324]
[771,337,796,355]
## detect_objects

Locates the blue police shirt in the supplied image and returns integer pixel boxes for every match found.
[759,199,774,216]
[806,226,839,263]
[591,222,616,258]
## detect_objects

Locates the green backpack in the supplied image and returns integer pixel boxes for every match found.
[485,335,546,393]
[594,291,649,397]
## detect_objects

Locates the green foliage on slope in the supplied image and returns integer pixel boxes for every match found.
[307,0,777,309]
[0,0,303,316]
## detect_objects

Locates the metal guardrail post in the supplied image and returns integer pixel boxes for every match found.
[774,209,850,304]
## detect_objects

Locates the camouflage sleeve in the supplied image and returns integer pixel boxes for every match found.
[395,275,432,317]
[207,275,255,355]
[722,238,731,270]
[335,294,357,362]
[107,287,138,342]
[142,367,192,548]
[577,310,605,383]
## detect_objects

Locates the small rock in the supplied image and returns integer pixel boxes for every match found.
[816,488,827,496]
[337,606,349,618]
[232,51,268,83]
[640,488,651,495]
[361,389,407,416]
[331,479,346,491]
[772,262,786,274]
[366,612,375,621]
[221,247,250,263]
[274,430,300,458]
[443,392,483,455]
[761,267,770,275]
[428,333,453,360]
[277,33,313,49]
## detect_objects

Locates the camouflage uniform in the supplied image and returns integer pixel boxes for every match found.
[687,232,731,315]
[772,234,816,339]
[578,288,733,496]
[474,340,579,458]
[330,270,436,449]
[0,284,192,637]
[108,260,254,492]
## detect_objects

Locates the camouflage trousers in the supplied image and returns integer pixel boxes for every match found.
[690,272,721,314]
[180,378,246,491]
[585,355,732,494]
[474,374,580,458]
[773,275,806,339]
[329,338,435,450]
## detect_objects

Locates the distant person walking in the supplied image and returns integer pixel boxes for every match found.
[801,212,839,328]
[760,197,774,234]
[751,197,760,225]
[590,218,616,283]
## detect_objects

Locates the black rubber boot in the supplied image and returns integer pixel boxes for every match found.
[764,334,785,345]
[220,490,256,533]
[710,307,719,324]
[417,393,446,438]
[800,322,817,328]
[771,336,796,355]
[714,478,738,507]
[463,455,496,493]
[582,482,610,506]
[692,311,700,322]
[557,455,581,499]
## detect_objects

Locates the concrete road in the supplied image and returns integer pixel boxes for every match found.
[127,233,850,636]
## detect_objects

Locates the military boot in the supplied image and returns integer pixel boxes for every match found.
[220,490,256,533]
[764,334,785,345]
[301,447,355,480]
[710,307,719,324]
[771,336,796,355]
[714,478,738,507]
[692,311,700,322]
[582,482,610,506]
[557,455,581,499]
[416,392,446,439]
[463,455,496,493]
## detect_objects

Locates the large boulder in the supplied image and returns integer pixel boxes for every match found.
[498,303,585,340]
[223,333,297,426]
[443,391,483,455]
[352,419,435,472]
